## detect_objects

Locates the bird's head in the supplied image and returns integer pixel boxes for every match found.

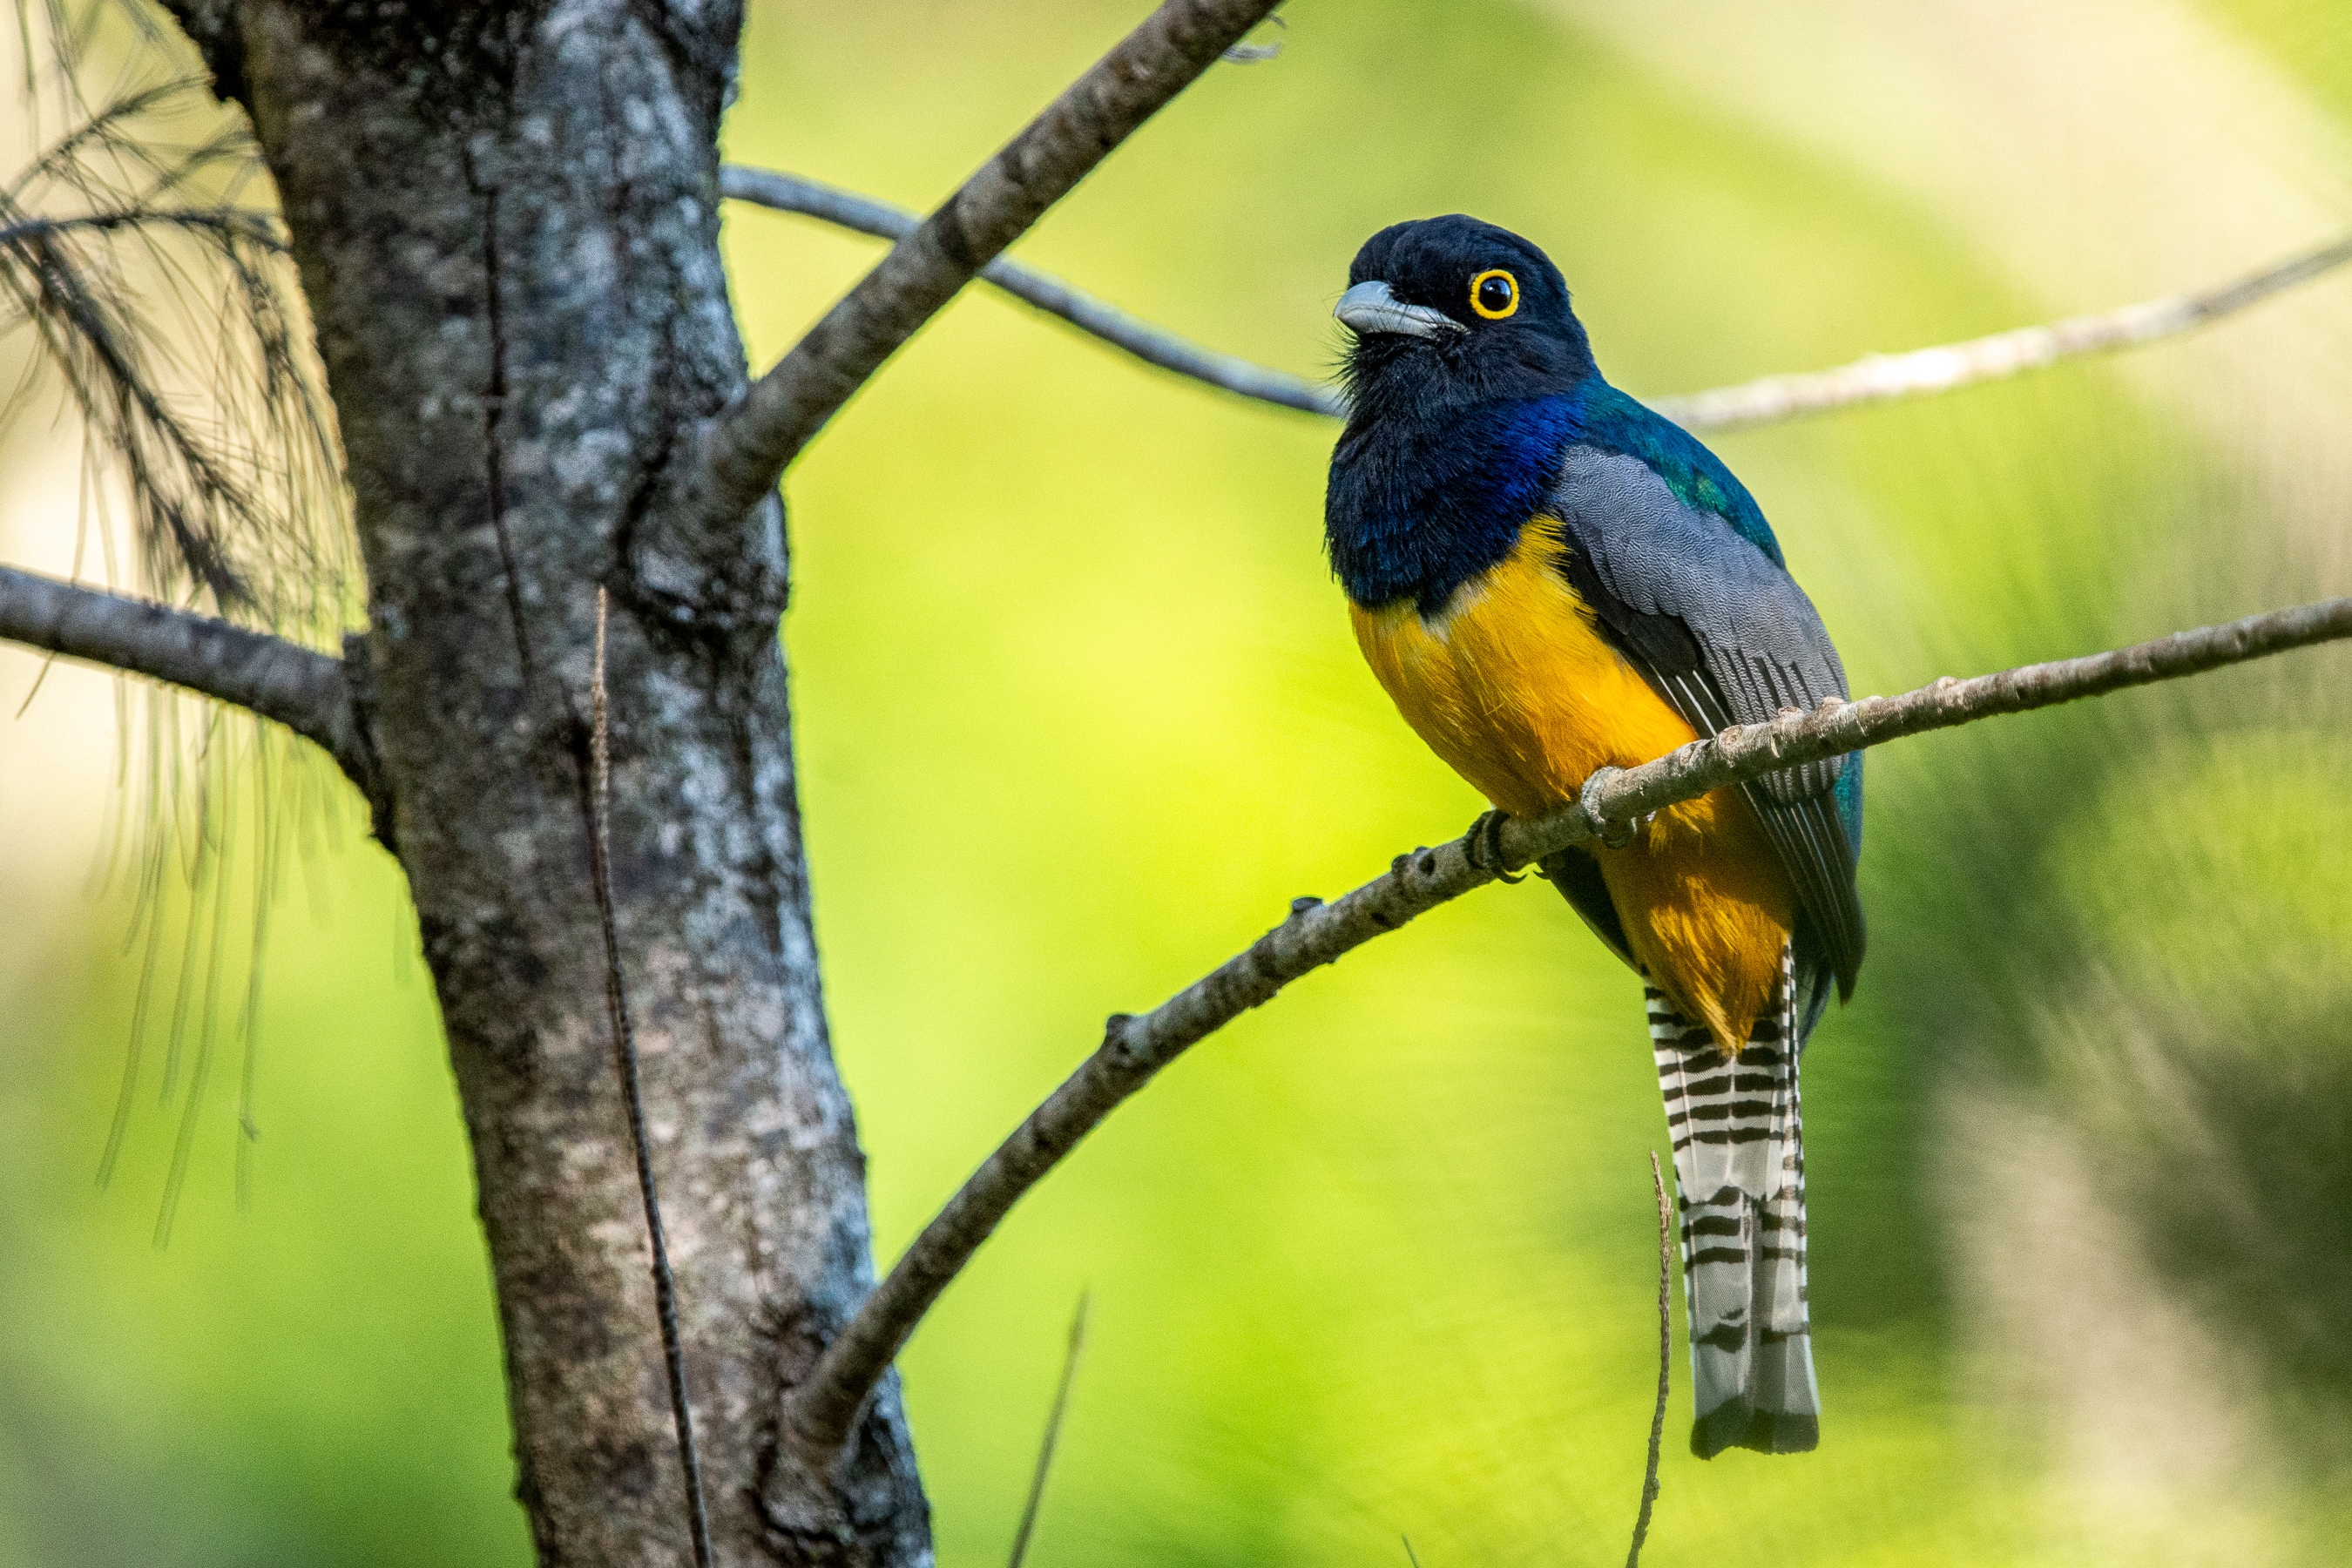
[1334,215,1596,413]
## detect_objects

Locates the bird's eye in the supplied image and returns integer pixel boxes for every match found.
[1470,268,1519,320]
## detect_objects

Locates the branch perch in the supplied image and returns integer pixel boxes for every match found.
[686,0,1284,538]
[0,564,377,802]
[720,161,2352,434]
[1647,231,2352,431]
[784,593,2352,1463]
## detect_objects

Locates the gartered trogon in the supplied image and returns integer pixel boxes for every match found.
[1323,216,1865,1458]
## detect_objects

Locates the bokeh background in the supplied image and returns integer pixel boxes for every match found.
[4,1,2352,1563]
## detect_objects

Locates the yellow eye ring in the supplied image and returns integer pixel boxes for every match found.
[1470,268,1519,320]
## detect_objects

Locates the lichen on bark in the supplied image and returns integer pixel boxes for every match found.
[162,3,935,1561]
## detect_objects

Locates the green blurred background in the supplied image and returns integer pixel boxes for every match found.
[4,1,2352,1563]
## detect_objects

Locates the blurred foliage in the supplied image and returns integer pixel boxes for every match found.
[3,0,2351,1565]
[2043,731,2352,1436]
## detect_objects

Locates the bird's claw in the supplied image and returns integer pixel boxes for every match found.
[1580,767,1639,850]
[1464,810,1526,882]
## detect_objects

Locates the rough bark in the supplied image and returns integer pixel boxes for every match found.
[166,3,931,1563]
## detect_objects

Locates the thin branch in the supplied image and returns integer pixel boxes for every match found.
[1006,1290,1089,1568]
[682,0,1284,540]
[0,206,288,252]
[1626,1152,1671,1568]
[588,591,714,1568]
[1648,230,2352,431]
[3,78,201,200]
[783,592,2352,1463]
[0,562,375,797]
[717,166,1338,416]
[717,162,2352,435]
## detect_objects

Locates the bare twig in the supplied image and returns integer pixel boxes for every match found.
[1627,1153,1671,1568]
[589,591,713,1568]
[1649,230,2352,430]
[683,0,1284,541]
[0,563,375,797]
[717,163,2352,435]
[784,593,2352,1463]
[0,206,287,252]
[718,166,1339,416]
[1006,1290,1090,1568]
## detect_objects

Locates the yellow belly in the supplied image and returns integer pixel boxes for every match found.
[1350,518,1792,1050]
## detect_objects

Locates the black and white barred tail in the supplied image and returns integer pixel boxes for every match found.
[1648,943,1818,1457]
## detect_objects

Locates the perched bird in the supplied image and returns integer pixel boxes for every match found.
[1325,216,1864,1457]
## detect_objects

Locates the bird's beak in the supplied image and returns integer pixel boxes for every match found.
[1334,280,1463,340]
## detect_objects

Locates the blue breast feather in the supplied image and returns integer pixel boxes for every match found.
[1326,379,1785,616]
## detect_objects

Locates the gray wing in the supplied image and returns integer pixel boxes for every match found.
[1547,447,1864,998]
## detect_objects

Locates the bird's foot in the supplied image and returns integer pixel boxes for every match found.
[1590,813,1638,849]
[1580,767,1640,849]
[1463,810,1526,882]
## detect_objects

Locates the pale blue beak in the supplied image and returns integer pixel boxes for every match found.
[1334,280,1463,340]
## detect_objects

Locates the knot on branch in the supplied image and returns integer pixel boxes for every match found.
[1101,1011,1143,1066]
[1387,846,1442,889]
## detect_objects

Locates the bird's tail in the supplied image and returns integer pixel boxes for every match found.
[1647,943,1818,1457]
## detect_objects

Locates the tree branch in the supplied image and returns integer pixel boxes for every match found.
[785,592,2352,1463]
[718,161,2352,435]
[0,562,381,812]
[717,166,1340,416]
[0,208,289,253]
[1647,230,2352,431]
[681,0,1284,541]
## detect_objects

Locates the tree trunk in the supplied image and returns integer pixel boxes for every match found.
[160,4,933,1562]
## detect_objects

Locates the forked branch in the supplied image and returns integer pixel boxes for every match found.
[680,0,1284,545]
[783,593,2352,1463]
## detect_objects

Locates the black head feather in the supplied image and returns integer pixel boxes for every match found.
[1338,214,1597,413]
